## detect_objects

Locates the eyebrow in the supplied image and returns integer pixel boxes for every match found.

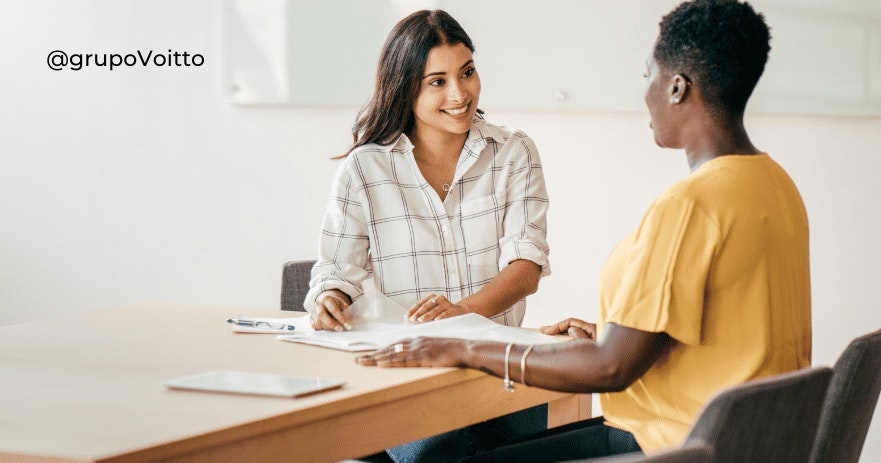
[423,59,475,79]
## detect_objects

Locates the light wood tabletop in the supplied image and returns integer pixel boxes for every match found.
[0,302,589,463]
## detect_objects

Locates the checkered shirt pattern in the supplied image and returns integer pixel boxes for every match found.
[304,118,550,326]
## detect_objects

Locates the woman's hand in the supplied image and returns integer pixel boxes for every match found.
[311,289,353,331]
[356,337,467,368]
[405,294,468,323]
[540,318,597,340]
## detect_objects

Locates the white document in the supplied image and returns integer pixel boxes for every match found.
[228,292,407,334]
[277,293,558,352]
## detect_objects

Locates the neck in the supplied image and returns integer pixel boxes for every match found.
[408,128,468,164]
[684,112,760,171]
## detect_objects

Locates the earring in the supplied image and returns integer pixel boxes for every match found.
[671,97,681,104]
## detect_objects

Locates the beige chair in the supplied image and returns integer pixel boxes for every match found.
[280,259,316,312]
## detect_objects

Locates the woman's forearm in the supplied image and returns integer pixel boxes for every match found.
[462,339,624,393]
[457,259,542,318]
[461,324,674,393]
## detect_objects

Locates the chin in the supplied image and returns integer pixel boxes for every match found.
[445,120,473,135]
[654,138,675,150]
[652,132,663,147]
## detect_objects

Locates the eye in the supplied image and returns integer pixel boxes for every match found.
[429,78,445,87]
[463,67,476,78]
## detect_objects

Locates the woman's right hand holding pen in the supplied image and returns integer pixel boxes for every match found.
[312,289,353,331]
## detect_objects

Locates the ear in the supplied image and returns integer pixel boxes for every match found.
[668,74,690,105]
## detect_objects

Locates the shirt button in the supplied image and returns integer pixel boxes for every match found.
[441,225,449,232]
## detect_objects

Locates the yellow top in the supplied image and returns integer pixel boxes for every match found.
[597,154,812,452]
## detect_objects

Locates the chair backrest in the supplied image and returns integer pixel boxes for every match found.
[685,367,832,463]
[809,328,881,463]
[280,259,317,312]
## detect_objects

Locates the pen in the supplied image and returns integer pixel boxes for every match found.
[227,318,297,331]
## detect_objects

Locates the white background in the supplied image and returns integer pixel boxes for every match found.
[1,1,879,460]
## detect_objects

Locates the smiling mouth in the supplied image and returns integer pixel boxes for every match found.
[442,103,470,116]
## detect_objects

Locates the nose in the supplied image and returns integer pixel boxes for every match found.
[447,79,465,103]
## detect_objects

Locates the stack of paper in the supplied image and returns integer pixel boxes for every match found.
[229,293,559,351]
[277,314,558,351]
[279,291,559,352]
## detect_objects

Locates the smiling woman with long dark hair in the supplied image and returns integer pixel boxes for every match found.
[303,9,552,463]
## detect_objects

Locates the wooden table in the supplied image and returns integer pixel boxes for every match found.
[0,303,589,463]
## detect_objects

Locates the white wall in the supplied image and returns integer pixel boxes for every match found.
[1,1,879,461]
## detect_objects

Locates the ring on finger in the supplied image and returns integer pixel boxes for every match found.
[430,298,437,306]
[394,343,405,353]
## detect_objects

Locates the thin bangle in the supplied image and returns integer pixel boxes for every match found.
[520,344,535,387]
[503,342,515,392]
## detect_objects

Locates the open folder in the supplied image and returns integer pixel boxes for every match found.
[276,293,559,352]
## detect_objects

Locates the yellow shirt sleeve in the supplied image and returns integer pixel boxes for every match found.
[605,194,720,346]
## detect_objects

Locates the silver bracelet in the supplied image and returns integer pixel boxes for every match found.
[503,342,515,392]
[520,344,535,387]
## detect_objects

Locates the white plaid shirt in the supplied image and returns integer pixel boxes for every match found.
[304,118,550,326]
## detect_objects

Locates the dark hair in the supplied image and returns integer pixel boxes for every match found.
[654,0,770,115]
[340,10,475,157]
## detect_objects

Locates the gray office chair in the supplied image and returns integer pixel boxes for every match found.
[567,367,831,463]
[809,328,881,463]
[687,366,831,463]
[280,259,316,312]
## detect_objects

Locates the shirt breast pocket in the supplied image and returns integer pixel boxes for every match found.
[460,195,502,267]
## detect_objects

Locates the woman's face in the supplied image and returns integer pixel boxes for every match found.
[643,54,678,148]
[411,42,481,142]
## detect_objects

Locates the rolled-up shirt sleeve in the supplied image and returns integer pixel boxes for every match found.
[303,161,371,312]
[497,133,551,276]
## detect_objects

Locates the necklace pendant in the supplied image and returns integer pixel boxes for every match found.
[442,182,451,192]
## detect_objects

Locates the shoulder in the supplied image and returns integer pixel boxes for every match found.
[665,154,795,202]
[659,156,742,201]
[346,138,404,162]
[330,145,389,193]
[645,164,729,228]
[649,171,720,229]
[472,117,534,147]
[339,136,410,172]
[651,154,789,227]
[470,117,541,166]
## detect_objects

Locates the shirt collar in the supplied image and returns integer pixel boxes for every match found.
[390,115,498,156]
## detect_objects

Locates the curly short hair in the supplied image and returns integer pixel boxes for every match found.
[654,0,770,115]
